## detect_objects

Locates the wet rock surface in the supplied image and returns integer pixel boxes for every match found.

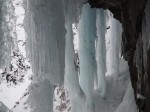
[89,0,149,111]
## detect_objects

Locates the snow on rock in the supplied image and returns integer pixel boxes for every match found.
[12,90,31,112]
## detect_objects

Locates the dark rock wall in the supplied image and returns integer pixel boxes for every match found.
[89,0,149,111]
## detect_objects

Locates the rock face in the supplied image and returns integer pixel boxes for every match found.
[89,0,149,112]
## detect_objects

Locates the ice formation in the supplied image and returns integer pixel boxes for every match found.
[105,16,122,77]
[64,19,86,112]
[28,81,54,112]
[24,0,66,84]
[1,0,150,111]
[96,9,107,97]
[78,4,97,112]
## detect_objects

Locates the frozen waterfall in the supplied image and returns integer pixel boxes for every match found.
[18,0,139,112]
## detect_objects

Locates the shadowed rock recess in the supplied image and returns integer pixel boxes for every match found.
[88,0,149,111]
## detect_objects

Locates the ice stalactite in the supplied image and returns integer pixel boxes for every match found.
[96,9,107,97]
[24,0,66,84]
[64,20,86,112]
[78,4,96,112]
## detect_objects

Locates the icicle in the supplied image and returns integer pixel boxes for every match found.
[96,9,107,97]
[28,80,54,112]
[78,4,96,112]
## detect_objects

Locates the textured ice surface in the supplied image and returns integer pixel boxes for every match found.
[21,1,137,112]
[106,16,122,77]
[78,4,96,112]
[28,80,54,112]
[24,0,66,84]
[96,9,107,97]
[79,4,96,97]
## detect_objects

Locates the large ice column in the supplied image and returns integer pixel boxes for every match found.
[28,80,54,112]
[24,0,66,84]
[65,20,86,112]
[78,4,96,112]
[96,9,107,97]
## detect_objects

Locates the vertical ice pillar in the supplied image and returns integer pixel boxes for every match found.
[78,4,96,112]
[96,9,106,97]
[65,20,86,112]
[24,0,66,111]
[24,0,66,84]
[65,20,80,97]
